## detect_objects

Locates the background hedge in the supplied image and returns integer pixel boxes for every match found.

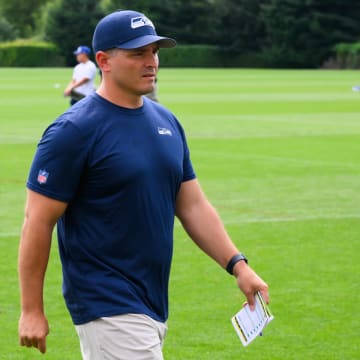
[0,42,268,68]
[0,41,65,67]
[1,40,360,69]
[332,42,360,69]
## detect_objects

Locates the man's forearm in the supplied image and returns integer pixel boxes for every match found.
[178,200,240,269]
[18,219,52,312]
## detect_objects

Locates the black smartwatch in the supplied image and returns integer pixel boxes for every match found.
[226,253,248,275]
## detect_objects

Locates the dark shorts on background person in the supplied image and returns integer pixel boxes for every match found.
[70,89,86,105]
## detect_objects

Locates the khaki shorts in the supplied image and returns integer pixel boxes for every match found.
[75,313,167,360]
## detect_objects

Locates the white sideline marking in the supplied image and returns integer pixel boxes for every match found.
[226,213,360,224]
[0,233,19,238]
[239,154,360,169]
[175,213,360,226]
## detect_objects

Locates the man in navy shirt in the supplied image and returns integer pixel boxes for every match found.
[18,10,269,359]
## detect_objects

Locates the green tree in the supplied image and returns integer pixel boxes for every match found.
[45,0,104,66]
[0,15,18,41]
[149,0,220,45]
[215,0,269,52]
[261,0,360,67]
[0,0,49,38]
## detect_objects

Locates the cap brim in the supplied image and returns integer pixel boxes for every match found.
[116,35,176,50]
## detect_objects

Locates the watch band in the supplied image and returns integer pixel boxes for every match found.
[226,253,248,275]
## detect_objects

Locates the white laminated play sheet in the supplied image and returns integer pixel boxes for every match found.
[231,291,274,346]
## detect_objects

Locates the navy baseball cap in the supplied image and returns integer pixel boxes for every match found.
[92,10,176,52]
[73,46,91,55]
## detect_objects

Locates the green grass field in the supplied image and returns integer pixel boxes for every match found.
[1,67,360,359]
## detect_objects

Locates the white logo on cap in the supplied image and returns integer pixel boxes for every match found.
[131,16,155,29]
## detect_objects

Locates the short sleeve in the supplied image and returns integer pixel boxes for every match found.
[172,116,196,182]
[27,118,89,202]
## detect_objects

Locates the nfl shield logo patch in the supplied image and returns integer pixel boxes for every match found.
[37,169,49,184]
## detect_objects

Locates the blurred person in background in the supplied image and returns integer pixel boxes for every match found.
[64,45,97,105]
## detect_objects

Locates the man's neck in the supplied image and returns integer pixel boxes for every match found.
[96,84,143,109]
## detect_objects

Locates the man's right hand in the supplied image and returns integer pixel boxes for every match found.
[19,311,49,354]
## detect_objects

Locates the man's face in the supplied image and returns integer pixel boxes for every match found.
[107,43,159,96]
[76,53,88,63]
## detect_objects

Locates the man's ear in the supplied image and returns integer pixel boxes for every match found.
[95,51,111,72]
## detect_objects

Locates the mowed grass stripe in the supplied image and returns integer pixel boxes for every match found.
[174,113,360,138]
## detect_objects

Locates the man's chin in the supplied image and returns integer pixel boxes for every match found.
[140,86,155,96]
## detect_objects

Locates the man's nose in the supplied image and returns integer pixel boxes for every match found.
[146,53,158,68]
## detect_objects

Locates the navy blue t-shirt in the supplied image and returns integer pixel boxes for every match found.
[27,94,196,325]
